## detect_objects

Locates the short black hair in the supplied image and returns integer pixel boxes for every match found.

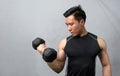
[63,5,86,22]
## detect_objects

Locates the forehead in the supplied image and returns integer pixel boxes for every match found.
[65,15,77,23]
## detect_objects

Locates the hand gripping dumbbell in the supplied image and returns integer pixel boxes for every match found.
[32,37,57,62]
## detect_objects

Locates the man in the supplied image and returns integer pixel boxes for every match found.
[36,5,112,76]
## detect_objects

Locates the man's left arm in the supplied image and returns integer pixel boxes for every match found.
[97,37,112,76]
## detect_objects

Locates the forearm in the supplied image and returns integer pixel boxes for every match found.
[32,37,66,73]
[47,59,65,73]
[102,64,112,76]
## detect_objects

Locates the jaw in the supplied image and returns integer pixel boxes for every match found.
[71,32,79,37]
[71,28,87,37]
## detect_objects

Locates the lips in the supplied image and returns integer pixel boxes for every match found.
[71,32,73,34]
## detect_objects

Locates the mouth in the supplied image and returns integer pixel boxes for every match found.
[70,32,74,35]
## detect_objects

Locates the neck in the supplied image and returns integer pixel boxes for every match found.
[79,28,88,37]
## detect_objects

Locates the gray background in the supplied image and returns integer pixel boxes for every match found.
[0,0,120,76]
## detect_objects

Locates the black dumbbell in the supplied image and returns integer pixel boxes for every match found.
[32,37,57,62]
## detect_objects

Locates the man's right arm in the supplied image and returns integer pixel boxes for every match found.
[37,39,67,73]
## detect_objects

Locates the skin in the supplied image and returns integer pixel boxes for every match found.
[37,15,112,76]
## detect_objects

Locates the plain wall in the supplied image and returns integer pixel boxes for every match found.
[0,0,120,76]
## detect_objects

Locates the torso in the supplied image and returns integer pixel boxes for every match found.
[64,32,101,76]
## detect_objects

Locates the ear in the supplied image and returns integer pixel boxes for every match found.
[80,19,85,26]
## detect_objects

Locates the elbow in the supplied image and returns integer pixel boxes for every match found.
[102,63,111,70]
[56,71,61,74]
[102,64,112,76]
[54,69,63,74]
[103,63,111,68]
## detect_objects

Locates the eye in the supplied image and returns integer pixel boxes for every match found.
[66,23,74,26]
[65,22,74,26]
[69,23,74,26]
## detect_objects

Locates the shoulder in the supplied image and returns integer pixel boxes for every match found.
[97,37,107,50]
[88,32,107,50]
[58,35,72,48]
[88,32,97,39]
[59,38,67,45]
[58,38,67,50]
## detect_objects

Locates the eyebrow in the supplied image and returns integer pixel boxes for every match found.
[65,22,74,26]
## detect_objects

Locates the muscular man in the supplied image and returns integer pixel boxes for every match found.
[36,5,112,76]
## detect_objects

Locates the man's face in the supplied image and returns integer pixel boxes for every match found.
[65,15,84,36]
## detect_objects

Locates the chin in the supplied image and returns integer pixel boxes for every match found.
[72,34,78,37]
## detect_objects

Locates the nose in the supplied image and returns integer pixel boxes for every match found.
[67,25,72,32]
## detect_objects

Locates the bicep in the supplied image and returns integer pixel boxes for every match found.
[57,39,66,62]
[98,49,110,66]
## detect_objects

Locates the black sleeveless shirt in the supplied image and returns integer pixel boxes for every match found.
[64,32,101,76]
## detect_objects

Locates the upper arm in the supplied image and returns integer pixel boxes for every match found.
[97,37,111,66]
[47,38,67,73]
[57,38,67,62]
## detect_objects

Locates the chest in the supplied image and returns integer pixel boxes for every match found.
[64,37,100,58]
